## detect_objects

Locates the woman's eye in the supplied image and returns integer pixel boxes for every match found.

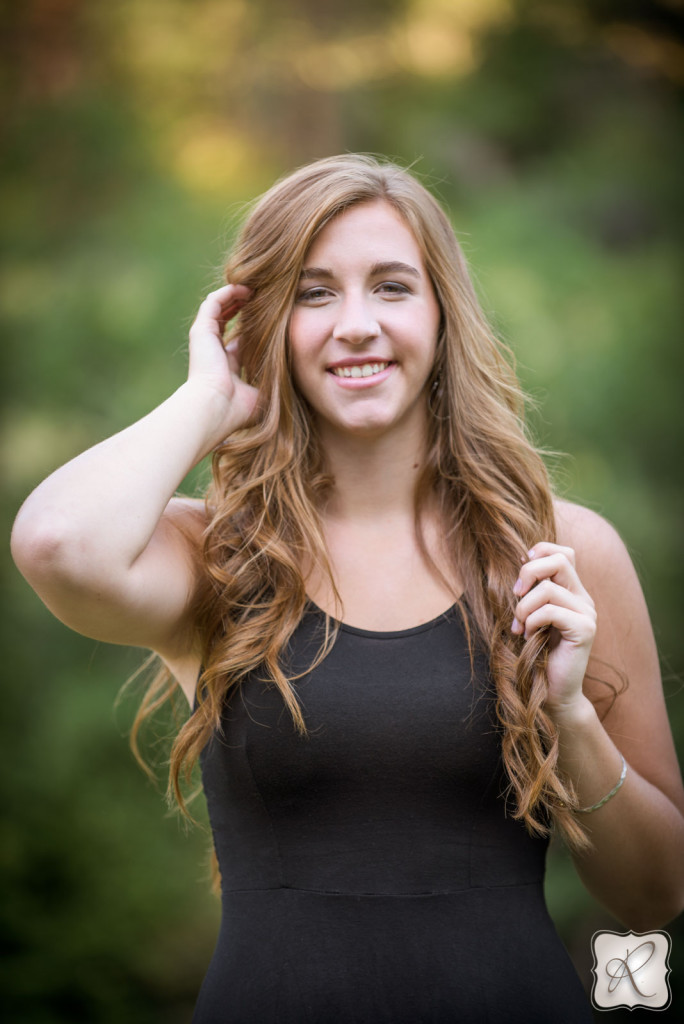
[296,287,331,304]
[377,281,409,296]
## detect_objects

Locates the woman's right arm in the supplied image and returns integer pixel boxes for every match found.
[10,285,258,664]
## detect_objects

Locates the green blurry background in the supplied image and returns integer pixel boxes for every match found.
[2,1,682,1021]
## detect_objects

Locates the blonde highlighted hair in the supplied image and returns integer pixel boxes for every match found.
[133,154,590,851]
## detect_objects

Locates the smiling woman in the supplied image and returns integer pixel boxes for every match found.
[10,154,684,1023]
[289,201,441,442]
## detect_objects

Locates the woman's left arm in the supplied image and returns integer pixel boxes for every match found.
[512,499,684,929]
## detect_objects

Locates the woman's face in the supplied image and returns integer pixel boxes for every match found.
[288,200,441,445]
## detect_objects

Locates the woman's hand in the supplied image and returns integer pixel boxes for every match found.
[187,284,261,435]
[511,541,597,717]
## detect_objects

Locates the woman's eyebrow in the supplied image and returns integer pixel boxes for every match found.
[299,261,421,281]
[370,261,421,278]
[299,266,334,281]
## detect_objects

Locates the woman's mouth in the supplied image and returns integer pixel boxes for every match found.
[329,361,391,379]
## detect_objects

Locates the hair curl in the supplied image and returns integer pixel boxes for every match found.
[132,154,591,853]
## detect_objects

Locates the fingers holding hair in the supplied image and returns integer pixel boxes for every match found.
[191,284,252,345]
[187,284,255,397]
[511,541,596,644]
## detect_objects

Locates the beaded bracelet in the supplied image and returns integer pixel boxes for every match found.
[576,755,627,813]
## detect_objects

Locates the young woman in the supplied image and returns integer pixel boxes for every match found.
[11,154,684,1022]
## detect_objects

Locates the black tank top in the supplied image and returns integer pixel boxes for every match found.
[193,603,592,1023]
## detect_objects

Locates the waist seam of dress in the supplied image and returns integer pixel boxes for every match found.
[219,879,543,898]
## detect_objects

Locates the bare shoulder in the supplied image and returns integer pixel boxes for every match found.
[553,497,646,642]
[163,495,208,531]
[553,498,637,595]
[140,495,209,587]
[554,498,624,556]
[155,495,209,560]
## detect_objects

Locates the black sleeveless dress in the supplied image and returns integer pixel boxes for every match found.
[193,604,593,1023]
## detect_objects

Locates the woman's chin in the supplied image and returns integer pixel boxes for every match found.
[316,404,428,445]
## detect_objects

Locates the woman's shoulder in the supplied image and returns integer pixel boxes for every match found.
[553,498,626,562]
[552,497,644,612]
[162,496,209,538]
[165,495,208,518]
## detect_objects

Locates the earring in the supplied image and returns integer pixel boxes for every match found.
[428,373,443,414]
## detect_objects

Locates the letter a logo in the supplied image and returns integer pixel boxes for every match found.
[591,930,672,1011]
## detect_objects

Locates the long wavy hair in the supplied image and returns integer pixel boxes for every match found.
[132,154,591,851]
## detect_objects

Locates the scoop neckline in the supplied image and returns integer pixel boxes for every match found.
[305,598,462,639]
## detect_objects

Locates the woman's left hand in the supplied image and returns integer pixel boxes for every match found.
[512,541,597,715]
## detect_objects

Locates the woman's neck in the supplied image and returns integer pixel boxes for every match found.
[319,423,427,525]
[307,420,460,628]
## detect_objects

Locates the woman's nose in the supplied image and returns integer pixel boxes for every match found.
[332,294,381,345]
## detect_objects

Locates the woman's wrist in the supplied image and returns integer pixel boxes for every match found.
[545,692,629,816]
[175,380,243,456]
[544,691,596,732]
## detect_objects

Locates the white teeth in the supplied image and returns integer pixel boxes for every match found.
[332,362,389,378]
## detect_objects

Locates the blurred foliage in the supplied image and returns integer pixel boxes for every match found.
[2,0,683,1020]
